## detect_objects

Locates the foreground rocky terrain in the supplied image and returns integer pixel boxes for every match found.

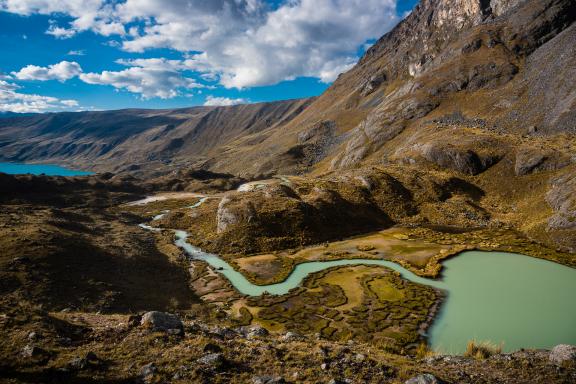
[1,306,575,383]
[1,0,576,382]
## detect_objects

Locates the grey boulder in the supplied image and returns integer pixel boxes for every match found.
[405,373,445,384]
[252,375,286,384]
[140,311,184,334]
[549,344,576,366]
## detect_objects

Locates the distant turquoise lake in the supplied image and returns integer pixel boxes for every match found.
[0,162,93,176]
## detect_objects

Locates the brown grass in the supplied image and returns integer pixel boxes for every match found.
[464,339,503,359]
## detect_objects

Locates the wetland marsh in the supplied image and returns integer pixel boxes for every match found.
[135,194,576,354]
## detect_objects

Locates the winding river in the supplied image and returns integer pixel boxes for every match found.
[141,198,576,354]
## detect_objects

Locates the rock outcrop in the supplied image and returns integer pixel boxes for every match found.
[549,344,576,367]
[405,373,444,384]
[140,311,184,334]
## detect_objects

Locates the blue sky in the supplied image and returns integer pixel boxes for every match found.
[0,0,417,112]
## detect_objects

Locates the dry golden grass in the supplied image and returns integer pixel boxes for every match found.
[464,339,503,359]
[415,342,436,359]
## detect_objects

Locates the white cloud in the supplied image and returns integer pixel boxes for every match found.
[0,80,79,113]
[47,22,77,39]
[79,60,204,99]
[1,0,400,89]
[12,61,83,82]
[67,49,86,56]
[117,0,399,88]
[10,58,207,99]
[2,0,125,39]
[0,80,20,91]
[204,96,248,106]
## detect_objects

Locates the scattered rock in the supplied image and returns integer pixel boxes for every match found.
[328,379,352,384]
[360,73,387,96]
[21,345,50,359]
[462,38,482,54]
[238,325,269,339]
[210,326,237,339]
[514,146,568,176]
[140,311,184,335]
[68,352,102,371]
[546,172,576,232]
[252,375,286,384]
[197,353,226,368]
[549,344,576,367]
[140,363,157,378]
[282,331,303,341]
[421,143,500,175]
[405,373,444,384]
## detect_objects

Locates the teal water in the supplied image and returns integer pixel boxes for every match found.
[429,251,576,354]
[0,162,92,176]
[174,230,442,295]
[174,230,576,354]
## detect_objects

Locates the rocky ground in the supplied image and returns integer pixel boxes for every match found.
[0,308,574,384]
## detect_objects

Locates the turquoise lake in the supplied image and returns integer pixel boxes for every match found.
[0,162,93,176]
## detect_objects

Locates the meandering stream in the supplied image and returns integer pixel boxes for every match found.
[139,197,576,354]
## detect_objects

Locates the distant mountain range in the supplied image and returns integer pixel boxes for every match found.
[0,111,37,118]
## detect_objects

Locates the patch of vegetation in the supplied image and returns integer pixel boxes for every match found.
[464,339,503,360]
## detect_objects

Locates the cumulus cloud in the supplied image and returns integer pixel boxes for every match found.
[79,59,204,99]
[1,0,120,38]
[47,22,77,39]
[12,61,82,82]
[117,0,399,88]
[10,58,207,99]
[0,79,19,91]
[0,79,79,113]
[1,0,400,88]
[204,96,249,106]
